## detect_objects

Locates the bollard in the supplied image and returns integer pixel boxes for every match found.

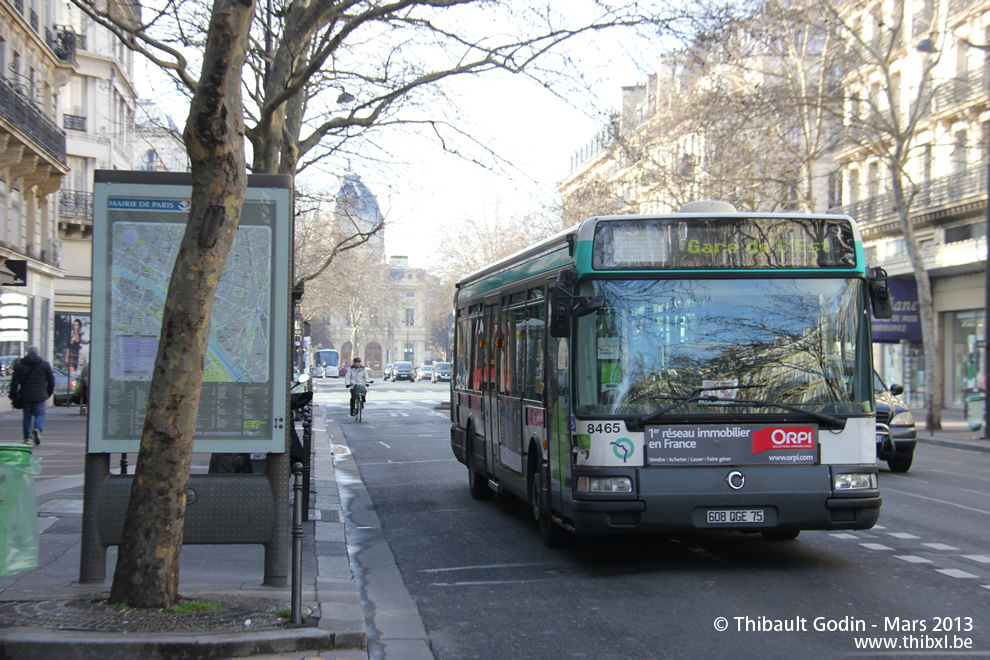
[291,462,303,625]
[302,400,312,521]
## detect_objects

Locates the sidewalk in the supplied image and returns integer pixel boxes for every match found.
[0,405,367,660]
[916,406,990,454]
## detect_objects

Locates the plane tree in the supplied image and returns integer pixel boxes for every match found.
[71,0,704,607]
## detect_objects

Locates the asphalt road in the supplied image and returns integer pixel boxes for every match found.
[319,380,990,660]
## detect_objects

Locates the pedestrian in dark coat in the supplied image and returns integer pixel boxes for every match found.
[9,345,55,445]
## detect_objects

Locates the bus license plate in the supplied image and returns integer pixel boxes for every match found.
[707,509,765,524]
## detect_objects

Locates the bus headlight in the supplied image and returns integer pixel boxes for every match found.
[577,476,633,493]
[833,472,877,491]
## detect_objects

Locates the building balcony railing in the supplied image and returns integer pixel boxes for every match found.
[59,190,93,220]
[829,164,987,227]
[46,26,78,63]
[63,114,86,131]
[0,77,67,166]
[949,0,978,18]
[933,68,989,113]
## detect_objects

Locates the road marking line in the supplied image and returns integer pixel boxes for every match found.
[432,579,559,587]
[922,543,959,551]
[860,543,894,551]
[962,555,990,564]
[829,533,859,539]
[925,468,990,484]
[935,568,979,579]
[421,562,553,573]
[360,458,459,466]
[894,555,933,564]
[887,532,921,539]
[379,442,391,449]
[882,486,990,517]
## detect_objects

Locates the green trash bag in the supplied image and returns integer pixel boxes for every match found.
[0,444,41,577]
[966,392,985,432]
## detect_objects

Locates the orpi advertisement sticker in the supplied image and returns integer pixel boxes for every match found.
[645,424,819,466]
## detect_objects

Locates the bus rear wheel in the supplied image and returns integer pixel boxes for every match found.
[467,431,491,500]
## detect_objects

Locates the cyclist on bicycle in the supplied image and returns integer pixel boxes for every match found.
[345,356,372,416]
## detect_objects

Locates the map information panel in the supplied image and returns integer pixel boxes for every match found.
[89,173,291,453]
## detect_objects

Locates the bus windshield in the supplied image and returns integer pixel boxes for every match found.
[315,349,338,367]
[574,278,873,417]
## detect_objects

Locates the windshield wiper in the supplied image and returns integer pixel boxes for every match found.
[631,387,844,431]
[634,385,765,429]
[719,399,843,427]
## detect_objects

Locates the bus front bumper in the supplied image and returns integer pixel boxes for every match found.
[564,465,881,535]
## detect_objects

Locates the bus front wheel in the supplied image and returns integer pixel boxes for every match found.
[529,459,565,547]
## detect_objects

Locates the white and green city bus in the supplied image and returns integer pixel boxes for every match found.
[313,348,340,378]
[450,201,893,546]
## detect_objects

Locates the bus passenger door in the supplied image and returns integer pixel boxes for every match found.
[547,330,569,512]
[483,302,501,479]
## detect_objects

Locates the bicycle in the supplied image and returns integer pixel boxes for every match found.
[350,382,370,422]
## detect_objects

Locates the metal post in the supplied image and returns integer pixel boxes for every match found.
[290,462,303,625]
[80,453,110,583]
[301,398,312,521]
[263,450,289,587]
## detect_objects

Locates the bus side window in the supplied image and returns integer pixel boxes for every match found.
[471,317,484,391]
[510,308,525,397]
[455,313,470,389]
[526,302,545,400]
[500,302,511,395]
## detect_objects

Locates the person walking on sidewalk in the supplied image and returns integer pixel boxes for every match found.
[8,345,55,445]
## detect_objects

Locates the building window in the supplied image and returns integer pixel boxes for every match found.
[827,170,842,209]
[404,308,414,327]
[140,149,163,171]
[945,223,987,244]
[63,75,87,131]
[404,343,414,363]
[951,310,985,407]
[953,131,968,174]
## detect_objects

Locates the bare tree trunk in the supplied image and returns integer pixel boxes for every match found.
[109,0,256,608]
[894,181,942,431]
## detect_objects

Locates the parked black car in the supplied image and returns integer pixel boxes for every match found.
[389,361,414,381]
[875,371,917,473]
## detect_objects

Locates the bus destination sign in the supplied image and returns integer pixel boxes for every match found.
[645,424,819,467]
[593,216,857,270]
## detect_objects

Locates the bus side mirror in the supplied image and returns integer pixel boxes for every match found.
[868,267,893,319]
[549,287,571,337]
[549,270,605,338]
